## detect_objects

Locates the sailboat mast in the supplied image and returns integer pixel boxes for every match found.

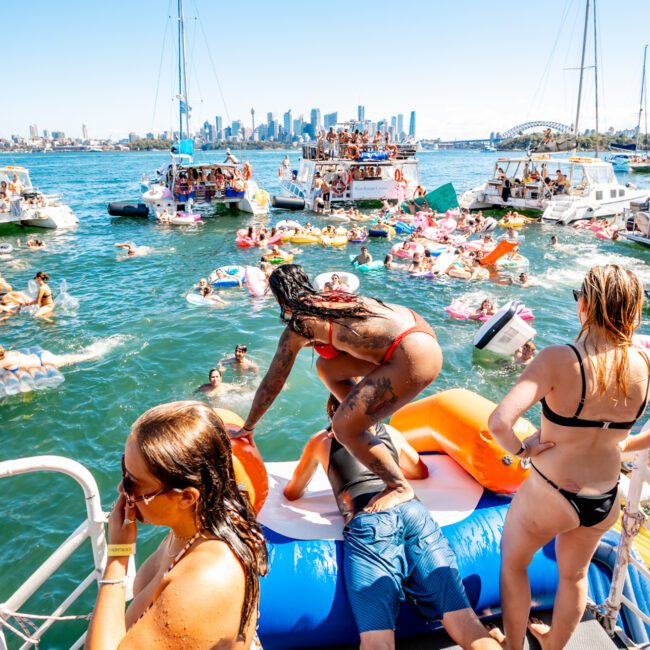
[177,0,190,141]
[574,0,590,144]
[593,0,599,157]
[637,45,647,153]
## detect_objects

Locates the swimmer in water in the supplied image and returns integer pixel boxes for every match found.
[199,286,227,305]
[471,299,494,320]
[551,235,558,247]
[27,271,55,319]
[220,344,259,375]
[194,367,241,397]
[0,274,32,310]
[351,246,372,266]
[0,342,106,374]
[115,242,150,258]
[513,340,537,365]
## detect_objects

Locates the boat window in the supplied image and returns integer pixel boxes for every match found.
[619,189,625,197]
[595,190,603,200]
[610,190,617,198]
[584,165,616,185]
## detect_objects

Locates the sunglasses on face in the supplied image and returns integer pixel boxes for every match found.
[121,454,176,508]
[573,289,583,302]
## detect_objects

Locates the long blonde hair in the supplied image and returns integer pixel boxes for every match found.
[577,264,643,398]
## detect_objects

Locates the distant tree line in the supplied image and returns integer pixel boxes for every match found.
[497,132,649,151]
[128,138,173,150]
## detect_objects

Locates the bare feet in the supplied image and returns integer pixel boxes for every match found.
[527,617,551,649]
[364,482,414,513]
[486,624,506,646]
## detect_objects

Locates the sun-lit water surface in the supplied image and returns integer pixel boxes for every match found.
[1,149,648,648]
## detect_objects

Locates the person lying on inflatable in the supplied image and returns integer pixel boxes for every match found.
[284,395,500,650]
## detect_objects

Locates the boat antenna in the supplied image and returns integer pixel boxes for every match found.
[637,44,648,154]
[573,0,590,151]
[177,0,190,141]
[593,0,599,157]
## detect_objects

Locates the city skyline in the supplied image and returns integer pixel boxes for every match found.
[1,0,649,141]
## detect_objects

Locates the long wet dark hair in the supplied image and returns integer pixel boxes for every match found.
[131,401,268,639]
[268,264,372,338]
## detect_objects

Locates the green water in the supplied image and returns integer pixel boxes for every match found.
[1,150,648,648]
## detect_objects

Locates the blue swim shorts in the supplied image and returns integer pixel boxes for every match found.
[342,498,470,633]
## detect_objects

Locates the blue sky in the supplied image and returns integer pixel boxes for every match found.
[3,0,649,140]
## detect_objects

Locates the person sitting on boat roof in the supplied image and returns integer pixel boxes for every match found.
[224,148,239,164]
[283,395,501,650]
[85,401,268,650]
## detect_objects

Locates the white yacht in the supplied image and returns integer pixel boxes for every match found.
[141,156,269,219]
[277,138,420,209]
[0,165,77,229]
[460,155,650,225]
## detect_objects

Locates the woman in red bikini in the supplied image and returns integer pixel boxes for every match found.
[235,264,442,512]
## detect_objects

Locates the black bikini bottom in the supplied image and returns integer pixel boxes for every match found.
[531,463,618,528]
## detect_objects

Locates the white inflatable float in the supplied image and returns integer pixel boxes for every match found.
[313,271,360,293]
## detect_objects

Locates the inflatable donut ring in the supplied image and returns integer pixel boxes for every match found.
[214,408,269,512]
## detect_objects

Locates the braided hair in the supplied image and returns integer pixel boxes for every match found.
[268,263,374,339]
[130,401,268,639]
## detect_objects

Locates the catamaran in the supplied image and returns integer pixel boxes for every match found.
[137,0,269,219]
[276,121,420,209]
[0,165,77,229]
[461,1,650,225]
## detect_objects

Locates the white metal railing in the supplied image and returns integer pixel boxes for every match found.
[0,456,108,649]
[599,449,650,636]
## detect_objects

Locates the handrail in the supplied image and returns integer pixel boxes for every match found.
[0,456,108,648]
[599,449,650,635]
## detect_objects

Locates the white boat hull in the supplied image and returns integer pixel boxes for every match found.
[12,204,78,229]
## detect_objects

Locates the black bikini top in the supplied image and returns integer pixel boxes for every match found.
[541,343,650,430]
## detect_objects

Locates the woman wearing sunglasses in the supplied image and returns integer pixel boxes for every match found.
[86,401,268,649]
[488,264,650,650]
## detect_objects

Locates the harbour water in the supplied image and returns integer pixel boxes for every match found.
[1,149,648,647]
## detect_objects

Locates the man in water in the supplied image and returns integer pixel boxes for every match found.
[220,344,259,375]
[284,395,500,650]
[194,367,239,398]
[514,340,536,365]
[351,246,372,266]
[550,235,558,247]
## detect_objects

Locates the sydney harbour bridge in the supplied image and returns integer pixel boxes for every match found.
[435,120,572,148]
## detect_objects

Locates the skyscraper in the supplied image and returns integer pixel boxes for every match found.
[323,112,338,129]
[283,109,293,138]
[409,111,416,138]
[231,120,242,137]
[215,115,223,134]
[268,119,277,140]
[29,124,38,139]
[357,105,365,122]
[293,116,304,138]
[82,124,88,140]
[310,108,321,133]
[397,114,404,138]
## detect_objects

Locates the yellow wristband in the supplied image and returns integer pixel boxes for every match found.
[107,543,135,557]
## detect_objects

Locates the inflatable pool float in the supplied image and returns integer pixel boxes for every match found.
[245,266,268,297]
[394,221,416,235]
[347,235,368,244]
[437,217,457,233]
[275,220,302,231]
[595,227,619,240]
[474,301,537,356]
[319,234,348,247]
[289,233,320,245]
[211,265,245,288]
[326,214,351,223]
[0,347,65,398]
[186,293,223,307]
[266,255,294,265]
[313,271,360,293]
[498,217,525,229]
[496,254,529,271]
[368,226,394,238]
[0,243,14,255]
[142,185,174,202]
[170,212,201,225]
[390,241,424,259]
[480,240,519,266]
[446,299,534,322]
[55,280,80,313]
[479,217,498,233]
[349,254,384,272]
[236,230,284,248]
[255,389,650,649]
[423,242,448,256]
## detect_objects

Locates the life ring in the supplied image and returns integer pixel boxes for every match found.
[332,179,346,195]
[175,180,191,195]
[386,144,398,158]
[345,145,360,160]
[243,163,252,180]
[213,408,268,512]
[394,168,403,182]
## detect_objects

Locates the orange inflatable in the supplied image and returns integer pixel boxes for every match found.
[390,388,535,493]
[480,240,519,267]
[214,408,269,512]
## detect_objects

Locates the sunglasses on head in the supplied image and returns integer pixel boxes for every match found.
[121,454,179,508]
[573,289,583,302]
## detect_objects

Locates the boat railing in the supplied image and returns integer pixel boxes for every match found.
[597,448,650,635]
[301,142,416,161]
[0,455,109,650]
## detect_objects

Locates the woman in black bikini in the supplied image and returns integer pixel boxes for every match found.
[86,401,267,650]
[235,264,442,513]
[488,264,650,650]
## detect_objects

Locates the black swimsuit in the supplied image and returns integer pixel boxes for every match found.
[534,343,650,528]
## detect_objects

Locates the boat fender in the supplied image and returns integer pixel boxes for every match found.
[271,196,306,211]
[107,202,149,218]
